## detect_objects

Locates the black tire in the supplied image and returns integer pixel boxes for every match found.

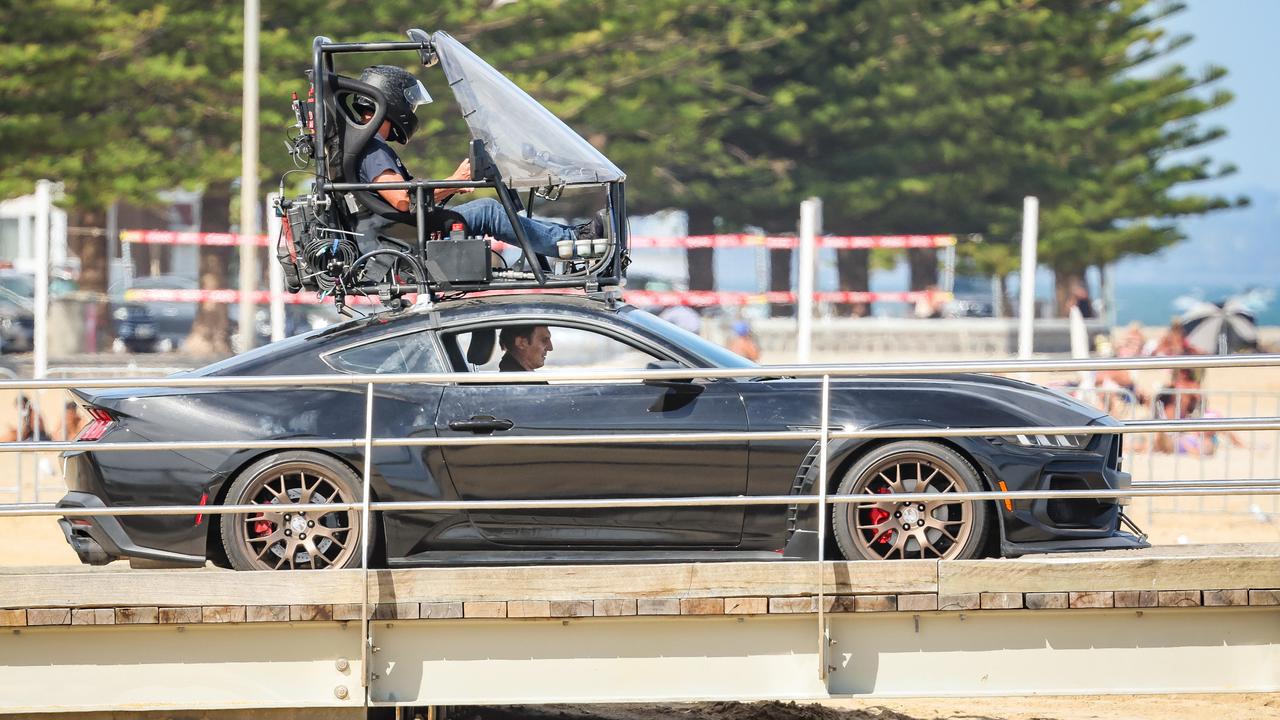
[831,440,991,561]
[220,451,364,571]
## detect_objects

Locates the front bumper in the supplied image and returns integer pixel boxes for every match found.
[57,491,204,568]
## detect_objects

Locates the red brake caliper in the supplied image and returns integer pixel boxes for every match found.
[252,514,273,537]
[867,487,894,544]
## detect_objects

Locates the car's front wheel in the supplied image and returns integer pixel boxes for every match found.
[831,440,991,561]
[220,451,363,571]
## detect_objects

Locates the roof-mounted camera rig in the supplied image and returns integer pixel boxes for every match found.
[274,29,629,314]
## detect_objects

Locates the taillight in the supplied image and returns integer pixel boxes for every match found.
[76,407,115,441]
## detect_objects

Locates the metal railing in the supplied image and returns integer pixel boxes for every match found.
[1070,384,1280,520]
[2,353,1279,704]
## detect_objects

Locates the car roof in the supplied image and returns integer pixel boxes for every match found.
[194,293,623,376]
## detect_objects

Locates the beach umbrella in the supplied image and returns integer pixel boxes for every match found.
[1181,298,1258,354]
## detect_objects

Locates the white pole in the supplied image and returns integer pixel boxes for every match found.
[33,180,52,380]
[1017,196,1039,359]
[267,194,285,342]
[237,0,260,354]
[797,197,821,364]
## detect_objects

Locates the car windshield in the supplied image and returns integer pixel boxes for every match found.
[623,307,758,370]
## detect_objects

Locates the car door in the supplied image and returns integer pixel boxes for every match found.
[434,319,750,548]
[322,327,459,558]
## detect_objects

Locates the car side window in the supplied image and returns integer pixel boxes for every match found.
[448,323,666,380]
[326,332,446,375]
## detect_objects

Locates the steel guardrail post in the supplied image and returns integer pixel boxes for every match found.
[362,382,375,702]
[817,374,830,682]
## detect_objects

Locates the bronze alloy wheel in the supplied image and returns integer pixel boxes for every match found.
[221,452,363,571]
[832,441,990,561]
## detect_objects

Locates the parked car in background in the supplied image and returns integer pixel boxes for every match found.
[0,285,34,353]
[0,268,77,354]
[111,274,340,353]
[944,274,997,318]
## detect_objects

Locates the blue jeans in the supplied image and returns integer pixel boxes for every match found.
[454,198,573,256]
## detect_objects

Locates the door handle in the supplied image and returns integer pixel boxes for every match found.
[448,415,514,433]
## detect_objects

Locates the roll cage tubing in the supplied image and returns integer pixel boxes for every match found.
[306,34,629,293]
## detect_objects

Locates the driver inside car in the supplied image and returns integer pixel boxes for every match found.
[353,65,605,262]
[498,325,554,372]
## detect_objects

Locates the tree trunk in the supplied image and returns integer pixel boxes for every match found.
[1053,267,1087,320]
[768,248,793,317]
[684,206,716,292]
[68,209,112,352]
[907,248,937,291]
[183,188,232,355]
[995,273,1012,319]
[835,249,870,317]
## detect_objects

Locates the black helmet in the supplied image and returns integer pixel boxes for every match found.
[353,65,432,144]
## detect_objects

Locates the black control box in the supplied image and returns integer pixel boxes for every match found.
[423,238,491,284]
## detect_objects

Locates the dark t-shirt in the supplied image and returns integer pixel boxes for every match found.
[357,136,412,184]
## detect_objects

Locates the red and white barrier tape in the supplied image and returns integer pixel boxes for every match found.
[120,230,271,247]
[628,234,957,250]
[122,229,956,251]
[123,287,951,307]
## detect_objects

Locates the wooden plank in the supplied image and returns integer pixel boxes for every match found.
[0,568,363,609]
[594,599,639,617]
[246,605,290,623]
[27,608,70,626]
[980,592,1023,610]
[679,598,725,616]
[896,593,938,612]
[1158,591,1201,608]
[939,552,1280,595]
[375,561,935,603]
[158,606,202,624]
[1115,591,1158,608]
[1203,590,1249,607]
[71,608,115,625]
[463,601,506,619]
[289,604,334,622]
[1025,593,1068,610]
[201,605,246,624]
[724,597,767,615]
[114,607,158,624]
[938,593,980,611]
[1068,591,1114,609]
[507,600,552,618]
[551,600,594,618]
[636,598,680,616]
[419,602,462,620]
[853,595,897,612]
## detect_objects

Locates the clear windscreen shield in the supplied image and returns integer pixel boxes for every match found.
[432,31,625,189]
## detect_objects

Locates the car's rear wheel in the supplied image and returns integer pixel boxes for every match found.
[221,451,363,571]
[831,441,991,561]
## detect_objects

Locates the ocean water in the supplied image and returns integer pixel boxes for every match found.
[629,246,1280,327]
[1112,284,1280,327]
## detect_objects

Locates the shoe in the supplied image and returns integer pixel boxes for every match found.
[574,208,609,240]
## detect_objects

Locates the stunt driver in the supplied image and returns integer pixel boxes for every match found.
[352,65,604,262]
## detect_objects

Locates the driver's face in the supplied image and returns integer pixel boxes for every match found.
[515,326,554,370]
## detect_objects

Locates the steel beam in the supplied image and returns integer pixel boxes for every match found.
[0,621,364,714]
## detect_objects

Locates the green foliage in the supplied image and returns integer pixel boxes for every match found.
[0,0,1243,282]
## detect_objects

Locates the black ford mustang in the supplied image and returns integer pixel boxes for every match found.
[58,294,1145,570]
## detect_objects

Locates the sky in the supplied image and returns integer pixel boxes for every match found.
[1114,0,1280,287]
[1163,0,1278,197]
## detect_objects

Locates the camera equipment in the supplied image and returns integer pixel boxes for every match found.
[273,29,630,312]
